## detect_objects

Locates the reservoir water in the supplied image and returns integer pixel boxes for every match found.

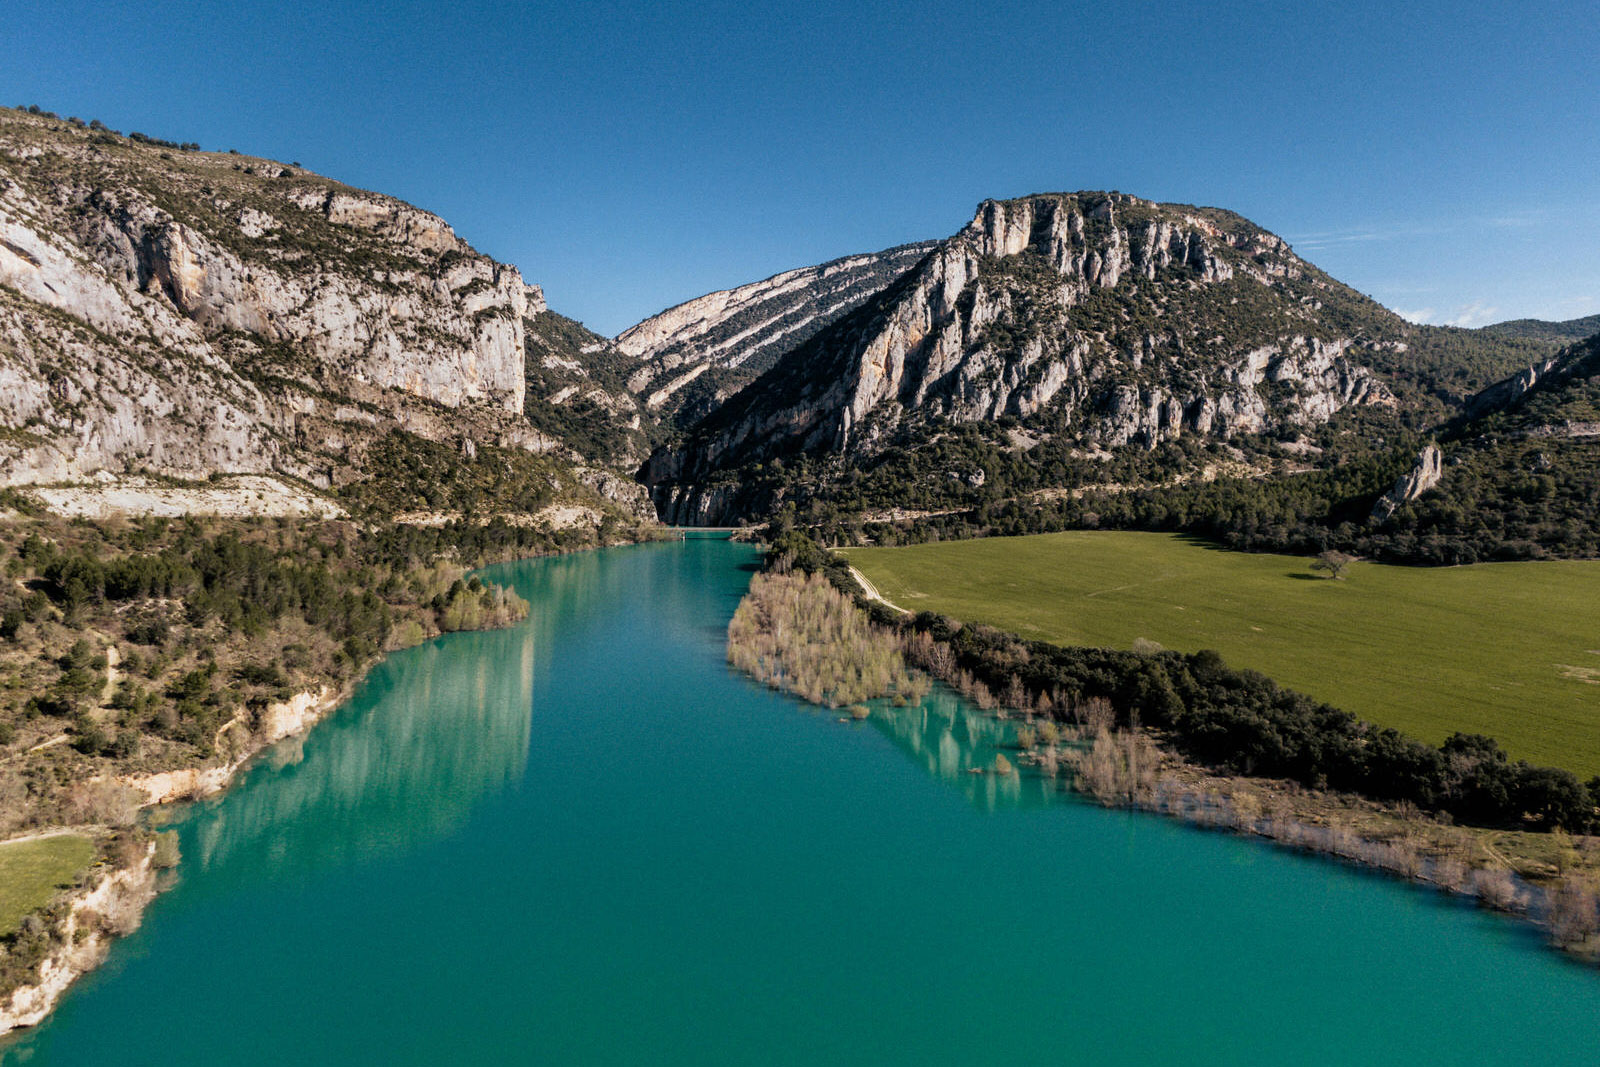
[7,539,1599,1064]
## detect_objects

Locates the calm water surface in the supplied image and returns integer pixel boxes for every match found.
[7,539,1599,1064]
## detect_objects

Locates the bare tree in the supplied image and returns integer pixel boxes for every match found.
[1547,878,1600,946]
[1311,550,1355,580]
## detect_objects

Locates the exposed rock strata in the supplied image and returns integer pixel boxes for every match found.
[645,192,1402,524]
[1370,444,1444,521]
[0,683,339,1036]
[618,242,937,421]
[0,844,158,1034]
[0,108,533,487]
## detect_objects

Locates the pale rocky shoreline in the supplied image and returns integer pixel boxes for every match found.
[0,525,646,1039]
[0,845,158,1033]
[0,683,345,1037]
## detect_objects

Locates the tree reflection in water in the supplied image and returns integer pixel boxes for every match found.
[864,686,1059,811]
[183,622,536,878]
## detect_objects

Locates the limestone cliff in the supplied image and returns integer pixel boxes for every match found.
[0,107,533,488]
[1370,444,1444,521]
[645,192,1406,524]
[617,242,938,424]
[1461,332,1600,431]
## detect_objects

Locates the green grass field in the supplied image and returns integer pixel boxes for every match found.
[844,532,1600,778]
[0,833,95,936]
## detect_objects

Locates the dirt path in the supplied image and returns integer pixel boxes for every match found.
[21,736,68,756]
[100,643,119,708]
[0,827,96,849]
[847,565,911,616]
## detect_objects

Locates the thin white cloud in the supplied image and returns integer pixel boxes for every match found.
[1286,211,1554,255]
[1484,211,1545,229]
[1547,292,1600,317]
[1441,301,1500,328]
[1390,302,1501,328]
[1287,230,1391,252]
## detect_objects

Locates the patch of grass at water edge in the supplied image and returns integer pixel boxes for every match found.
[0,833,95,936]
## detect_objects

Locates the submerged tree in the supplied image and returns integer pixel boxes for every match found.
[727,572,929,708]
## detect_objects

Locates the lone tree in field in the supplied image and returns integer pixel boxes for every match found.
[1311,550,1355,580]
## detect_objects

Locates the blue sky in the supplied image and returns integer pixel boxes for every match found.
[7,0,1597,335]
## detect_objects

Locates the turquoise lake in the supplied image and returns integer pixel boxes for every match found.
[6,538,1600,1064]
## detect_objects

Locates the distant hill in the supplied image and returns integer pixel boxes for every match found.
[1480,313,1600,344]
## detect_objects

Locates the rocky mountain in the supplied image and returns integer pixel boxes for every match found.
[1462,330,1600,431]
[7,106,1572,536]
[0,105,653,521]
[643,191,1425,524]
[523,309,653,466]
[616,241,938,425]
[1338,330,1600,561]
[0,106,540,485]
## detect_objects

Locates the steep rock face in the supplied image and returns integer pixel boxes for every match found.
[0,108,530,485]
[1465,357,1565,419]
[646,192,1402,523]
[1371,444,1444,521]
[1462,332,1600,430]
[617,242,938,422]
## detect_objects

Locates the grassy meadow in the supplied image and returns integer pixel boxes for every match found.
[844,532,1600,778]
[0,833,94,936]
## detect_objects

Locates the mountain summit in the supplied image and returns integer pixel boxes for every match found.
[642,191,1414,524]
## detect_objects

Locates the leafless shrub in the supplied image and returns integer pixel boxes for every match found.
[1546,878,1600,946]
[1067,728,1156,806]
[1433,856,1469,894]
[64,780,142,827]
[1002,674,1028,712]
[1081,697,1114,733]
[1374,839,1423,880]
[727,572,928,708]
[1473,868,1527,912]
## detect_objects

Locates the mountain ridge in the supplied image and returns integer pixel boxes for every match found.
[616,240,938,425]
[0,105,658,524]
[642,191,1424,523]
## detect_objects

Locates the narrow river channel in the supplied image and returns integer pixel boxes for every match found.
[8,538,1598,1065]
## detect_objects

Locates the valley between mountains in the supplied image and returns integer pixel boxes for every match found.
[2,100,1600,1030]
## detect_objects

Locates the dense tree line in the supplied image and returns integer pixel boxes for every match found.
[772,533,1599,833]
[855,435,1600,565]
[27,528,393,651]
[900,613,1599,832]
[0,515,551,765]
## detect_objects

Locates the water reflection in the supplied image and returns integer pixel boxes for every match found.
[865,686,1059,811]
[182,622,536,878]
